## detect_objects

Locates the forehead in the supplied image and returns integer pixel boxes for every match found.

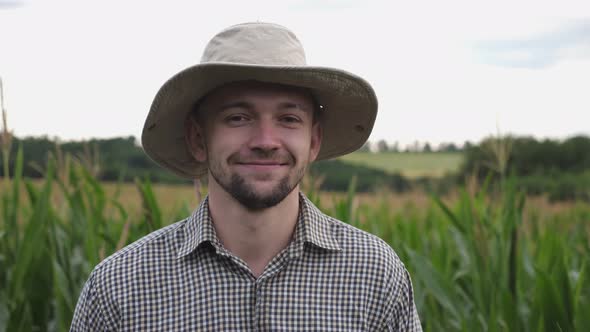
[199,81,315,109]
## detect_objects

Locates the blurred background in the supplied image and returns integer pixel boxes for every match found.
[1,1,589,331]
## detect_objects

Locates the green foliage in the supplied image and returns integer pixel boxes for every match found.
[340,151,463,178]
[0,136,187,184]
[1,149,589,331]
[0,148,166,331]
[461,135,590,202]
[309,159,411,192]
[516,171,590,202]
[462,135,590,178]
[315,177,590,331]
[0,136,467,184]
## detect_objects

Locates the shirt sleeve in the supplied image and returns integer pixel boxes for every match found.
[385,267,423,332]
[70,272,113,332]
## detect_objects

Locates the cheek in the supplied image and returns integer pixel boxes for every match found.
[207,129,247,155]
[283,131,314,158]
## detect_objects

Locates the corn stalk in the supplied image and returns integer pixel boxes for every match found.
[1,77,14,182]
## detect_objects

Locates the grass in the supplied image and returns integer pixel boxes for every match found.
[338,151,463,178]
[329,177,590,331]
[1,147,589,331]
[3,91,588,330]
[3,179,579,222]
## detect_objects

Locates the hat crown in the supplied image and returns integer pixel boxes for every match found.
[201,22,307,66]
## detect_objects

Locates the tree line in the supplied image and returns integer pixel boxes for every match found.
[1,134,589,201]
[459,135,590,201]
[0,135,412,192]
[0,136,184,184]
[359,140,466,153]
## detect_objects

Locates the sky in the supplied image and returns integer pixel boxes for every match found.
[1,0,589,148]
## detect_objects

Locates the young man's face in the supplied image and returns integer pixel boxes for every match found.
[187,81,322,210]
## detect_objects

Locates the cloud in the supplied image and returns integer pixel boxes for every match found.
[472,19,590,69]
[0,0,25,9]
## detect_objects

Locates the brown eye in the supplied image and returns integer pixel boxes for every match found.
[281,115,302,124]
[225,114,249,124]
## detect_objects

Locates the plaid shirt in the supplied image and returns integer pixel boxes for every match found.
[71,193,422,331]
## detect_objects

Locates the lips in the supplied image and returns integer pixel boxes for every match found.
[229,152,294,167]
[232,157,292,174]
[234,161,289,171]
[236,160,288,166]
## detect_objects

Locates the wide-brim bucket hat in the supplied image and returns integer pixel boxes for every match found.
[142,22,378,178]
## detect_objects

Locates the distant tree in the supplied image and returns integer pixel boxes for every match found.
[438,142,459,152]
[447,143,459,152]
[463,141,473,150]
[0,135,189,184]
[423,143,432,153]
[376,139,389,153]
[561,135,590,172]
[460,135,590,179]
[404,141,421,153]
[309,159,411,192]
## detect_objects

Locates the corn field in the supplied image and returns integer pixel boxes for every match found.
[1,146,589,331]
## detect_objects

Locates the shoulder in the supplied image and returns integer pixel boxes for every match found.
[319,214,419,329]
[71,219,188,330]
[317,212,412,297]
[85,219,188,300]
[327,214,403,270]
[95,219,186,273]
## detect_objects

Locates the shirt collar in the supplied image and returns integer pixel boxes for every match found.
[177,192,341,259]
[295,193,341,251]
[177,197,219,259]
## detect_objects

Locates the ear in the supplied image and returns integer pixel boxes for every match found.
[308,122,322,162]
[185,116,208,162]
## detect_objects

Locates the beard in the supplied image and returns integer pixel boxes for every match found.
[208,149,306,211]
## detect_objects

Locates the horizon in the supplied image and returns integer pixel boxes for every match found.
[1,0,590,147]
[5,129,589,152]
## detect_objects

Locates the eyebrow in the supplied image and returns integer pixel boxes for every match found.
[216,101,311,113]
[279,101,311,112]
[218,101,252,112]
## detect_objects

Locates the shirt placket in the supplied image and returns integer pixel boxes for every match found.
[254,240,302,331]
[213,246,293,332]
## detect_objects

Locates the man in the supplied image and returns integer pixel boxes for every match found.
[71,22,422,331]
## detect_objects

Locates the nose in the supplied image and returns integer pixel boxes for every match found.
[247,118,281,151]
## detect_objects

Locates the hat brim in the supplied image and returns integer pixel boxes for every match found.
[142,62,378,178]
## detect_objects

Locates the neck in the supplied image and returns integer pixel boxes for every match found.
[207,176,300,277]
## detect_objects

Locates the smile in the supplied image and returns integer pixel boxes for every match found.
[234,162,288,171]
